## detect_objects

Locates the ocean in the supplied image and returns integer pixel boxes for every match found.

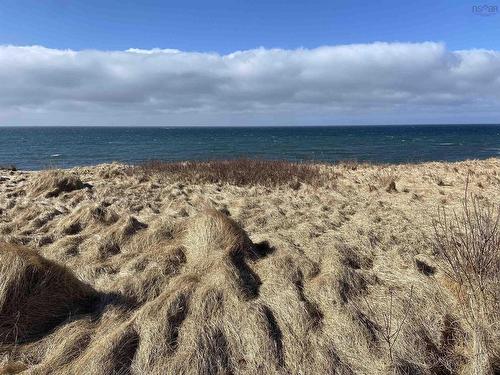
[1,125,499,170]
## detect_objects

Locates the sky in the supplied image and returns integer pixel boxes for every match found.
[0,0,500,126]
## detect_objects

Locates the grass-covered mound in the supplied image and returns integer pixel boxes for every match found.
[0,242,97,344]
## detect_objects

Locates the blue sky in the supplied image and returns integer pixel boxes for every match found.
[0,1,499,125]
[1,0,499,52]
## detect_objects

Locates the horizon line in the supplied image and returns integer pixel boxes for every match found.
[1,123,500,128]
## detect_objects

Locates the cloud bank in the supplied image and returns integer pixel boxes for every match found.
[1,42,500,125]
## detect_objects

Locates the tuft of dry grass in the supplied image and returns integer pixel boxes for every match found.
[0,242,97,344]
[377,169,399,193]
[28,170,89,198]
[0,165,16,172]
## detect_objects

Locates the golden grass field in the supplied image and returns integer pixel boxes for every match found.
[0,159,499,375]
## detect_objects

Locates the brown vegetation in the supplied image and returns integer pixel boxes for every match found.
[433,186,500,374]
[0,242,97,344]
[28,170,90,198]
[0,158,499,374]
[135,159,334,188]
[0,166,16,172]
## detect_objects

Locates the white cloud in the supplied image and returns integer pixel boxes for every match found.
[1,42,500,125]
[125,48,181,54]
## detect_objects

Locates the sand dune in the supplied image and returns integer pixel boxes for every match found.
[0,159,499,374]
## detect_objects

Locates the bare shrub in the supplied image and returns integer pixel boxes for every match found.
[361,286,414,366]
[132,159,332,188]
[433,184,500,374]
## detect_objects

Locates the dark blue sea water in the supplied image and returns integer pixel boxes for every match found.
[1,125,499,170]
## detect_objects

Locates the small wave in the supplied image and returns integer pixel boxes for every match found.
[438,143,454,146]
[50,154,61,157]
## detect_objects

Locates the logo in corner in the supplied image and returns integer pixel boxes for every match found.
[472,4,498,16]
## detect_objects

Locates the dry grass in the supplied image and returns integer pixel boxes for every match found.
[28,170,90,198]
[0,242,97,344]
[0,166,16,172]
[0,159,499,374]
[433,185,500,374]
[134,159,333,188]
